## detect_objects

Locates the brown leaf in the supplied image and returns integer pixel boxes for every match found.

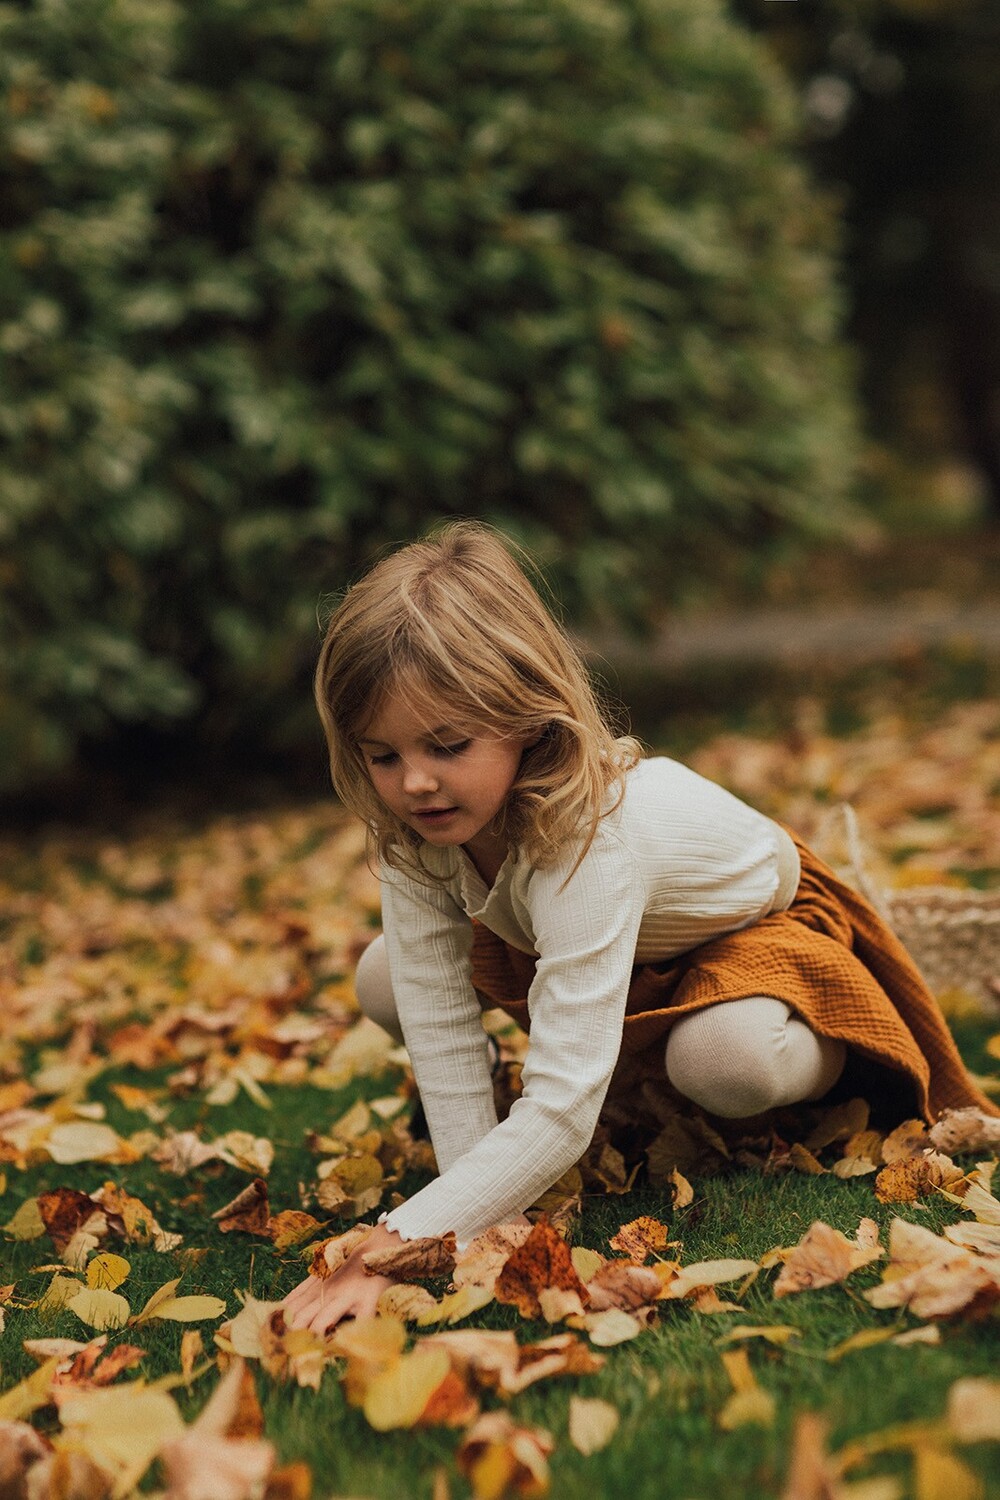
[585,1261,663,1312]
[494,1220,590,1320]
[362,1232,456,1281]
[36,1189,98,1254]
[452,1223,534,1294]
[805,1098,870,1152]
[773,1220,883,1297]
[647,1115,730,1179]
[212,1179,272,1237]
[307,1225,373,1278]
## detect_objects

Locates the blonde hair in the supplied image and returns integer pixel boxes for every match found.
[315,522,642,881]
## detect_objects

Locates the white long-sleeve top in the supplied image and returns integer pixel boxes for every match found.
[381,756,800,1246]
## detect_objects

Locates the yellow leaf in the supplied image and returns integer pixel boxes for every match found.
[37,1274,84,1314]
[826,1327,898,1362]
[568,1396,619,1455]
[659,1258,757,1299]
[362,1346,452,1431]
[86,1253,131,1291]
[717,1325,802,1348]
[570,1247,604,1284]
[57,1386,185,1497]
[131,1278,182,1324]
[146,1294,227,1323]
[215,1297,285,1359]
[45,1122,122,1164]
[67,1287,131,1331]
[0,1357,61,1421]
[718,1386,775,1430]
[4,1197,45,1240]
[416,1285,494,1327]
[912,1445,984,1500]
[377,1284,439,1322]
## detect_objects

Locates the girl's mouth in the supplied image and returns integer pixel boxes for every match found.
[414,807,458,823]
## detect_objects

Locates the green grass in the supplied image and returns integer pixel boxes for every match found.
[3,1043,1000,1499]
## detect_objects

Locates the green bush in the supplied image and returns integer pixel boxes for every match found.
[0,0,859,793]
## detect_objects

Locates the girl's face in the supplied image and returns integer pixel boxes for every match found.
[357,692,530,871]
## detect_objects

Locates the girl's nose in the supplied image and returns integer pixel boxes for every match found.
[402,759,438,794]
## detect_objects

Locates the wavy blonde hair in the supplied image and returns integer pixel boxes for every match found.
[315,521,641,881]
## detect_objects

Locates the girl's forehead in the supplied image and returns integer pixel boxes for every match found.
[357,681,474,741]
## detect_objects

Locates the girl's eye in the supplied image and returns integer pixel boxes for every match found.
[435,740,471,757]
[368,751,397,767]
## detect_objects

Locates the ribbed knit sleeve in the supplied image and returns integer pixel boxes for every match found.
[379,864,499,1175]
[384,827,646,1246]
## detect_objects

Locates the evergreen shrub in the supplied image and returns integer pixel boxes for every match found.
[0,0,858,792]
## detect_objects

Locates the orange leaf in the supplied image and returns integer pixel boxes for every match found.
[495,1221,589,1320]
[212,1179,272,1237]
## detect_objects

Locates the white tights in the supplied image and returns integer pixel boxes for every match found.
[353,935,847,1119]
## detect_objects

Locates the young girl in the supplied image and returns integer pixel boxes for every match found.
[283,522,993,1334]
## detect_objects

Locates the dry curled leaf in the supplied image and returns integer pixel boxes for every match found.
[212,1179,271,1237]
[864,1217,1000,1320]
[773,1220,883,1297]
[494,1220,589,1321]
[929,1106,1000,1156]
[874,1152,962,1204]
[362,1232,456,1281]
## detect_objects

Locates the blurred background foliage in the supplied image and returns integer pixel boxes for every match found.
[737,0,1000,527]
[1,0,860,798]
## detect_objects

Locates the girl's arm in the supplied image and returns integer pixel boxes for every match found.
[379,864,501,1171]
[383,828,646,1246]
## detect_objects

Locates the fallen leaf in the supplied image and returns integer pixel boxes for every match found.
[495,1221,589,1321]
[212,1179,271,1237]
[911,1444,983,1500]
[86,1254,131,1292]
[568,1396,619,1455]
[947,1377,1000,1442]
[45,1122,123,1165]
[669,1167,695,1207]
[376,1284,439,1322]
[659,1258,758,1300]
[573,1309,644,1347]
[773,1221,883,1297]
[452,1223,534,1294]
[415,1285,495,1327]
[585,1260,662,1312]
[647,1114,730,1178]
[806,1098,870,1151]
[928,1107,1000,1156]
[825,1327,897,1363]
[874,1152,962,1204]
[362,1232,457,1281]
[718,1346,776,1430]
[362,1346,458,1431]
[780,1412,841,1500]
[66,1288,131,1332]
[456,1411,553,1500]
[608,1216,670,1261]
[864,1218,1000,1320]
[56,1385,185,1496]
[881,1119,930,1162]
[718,1325,802,1348]
[268,1211,321,1250]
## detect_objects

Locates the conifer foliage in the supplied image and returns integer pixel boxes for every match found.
[0,0,857,790]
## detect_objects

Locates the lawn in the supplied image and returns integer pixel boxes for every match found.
[2,665,999,1500]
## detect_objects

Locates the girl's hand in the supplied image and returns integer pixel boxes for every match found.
[281,1222,402,1336]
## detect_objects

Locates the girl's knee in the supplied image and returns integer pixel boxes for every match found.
[665,996,844,1118]
[354,935,403,1043]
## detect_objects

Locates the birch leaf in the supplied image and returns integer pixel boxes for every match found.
[67,1288,131,1331]
[568,1396,620,1455]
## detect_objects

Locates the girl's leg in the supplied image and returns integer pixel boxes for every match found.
[664,996,847,1118]
[354,934,404,1044]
